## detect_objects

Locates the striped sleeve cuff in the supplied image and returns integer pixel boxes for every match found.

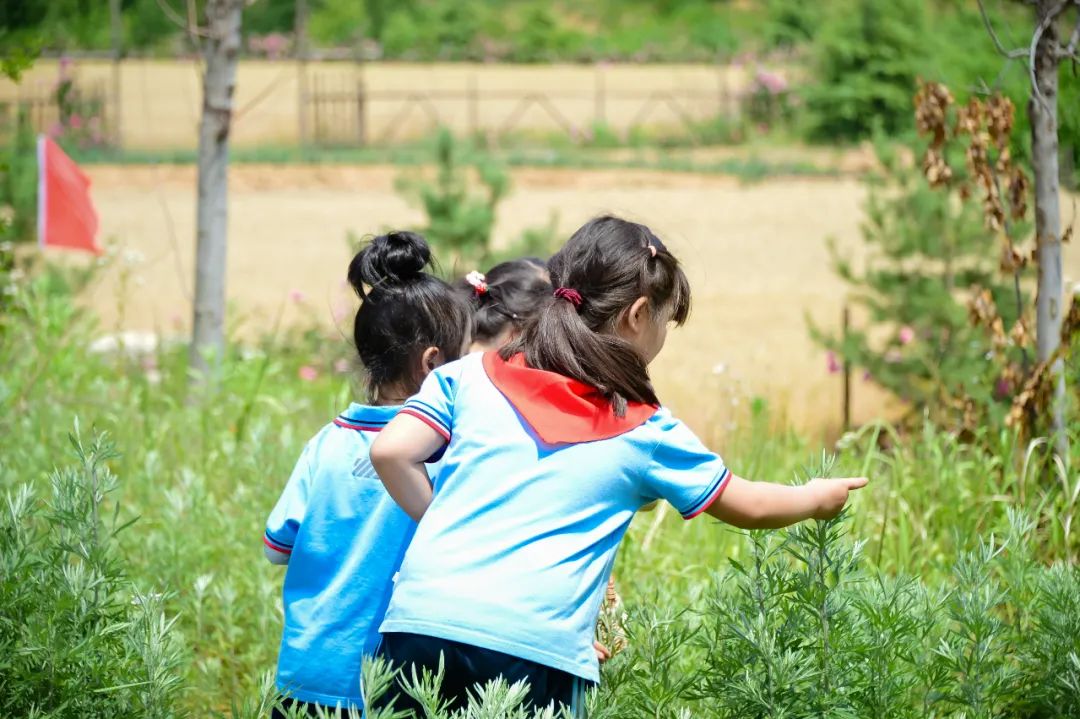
[400,401,451,441]
[681,467,732,519]
[263,530,293,554]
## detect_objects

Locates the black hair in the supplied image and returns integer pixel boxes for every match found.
[501,215,691,416]
[347,231,470,400]
[456,258,552,346]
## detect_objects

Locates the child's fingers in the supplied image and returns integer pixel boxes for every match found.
[842,477,869,490]
[594,640,611,662]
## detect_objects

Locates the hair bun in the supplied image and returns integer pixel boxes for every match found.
[348,231,432,296]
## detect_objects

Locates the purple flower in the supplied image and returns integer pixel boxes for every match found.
[826,351,841,374]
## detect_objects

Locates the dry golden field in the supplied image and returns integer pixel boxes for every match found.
[76,162,889,438]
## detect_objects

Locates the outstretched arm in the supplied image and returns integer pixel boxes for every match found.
[370,413,447,522]
[705,475,868,529]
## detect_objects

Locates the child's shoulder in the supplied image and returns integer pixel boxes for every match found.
[426,351,486,388]
[630,406,693,444]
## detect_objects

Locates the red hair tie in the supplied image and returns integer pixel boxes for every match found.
[553,287,583,307]
[465,270,488,296]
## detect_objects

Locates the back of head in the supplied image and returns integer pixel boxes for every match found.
[502,215,691,415]
[348,231,470,400]
[457,258,551,348]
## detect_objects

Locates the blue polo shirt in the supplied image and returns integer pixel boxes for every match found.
[265,403,417,708]
[380,353,730,682]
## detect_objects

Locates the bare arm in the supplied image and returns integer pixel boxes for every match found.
[370,413,447,522]
[705,475,868,529]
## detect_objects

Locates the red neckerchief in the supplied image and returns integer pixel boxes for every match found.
[482,352,658,446]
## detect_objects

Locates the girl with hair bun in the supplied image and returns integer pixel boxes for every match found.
[263,231,470,717]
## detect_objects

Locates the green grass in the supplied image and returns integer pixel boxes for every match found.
[68,136,839,183]
[1,270,1078,716]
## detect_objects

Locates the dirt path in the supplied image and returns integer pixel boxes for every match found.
[79,163,1075,438]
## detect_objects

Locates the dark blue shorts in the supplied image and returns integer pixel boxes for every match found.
[376,632,592,717]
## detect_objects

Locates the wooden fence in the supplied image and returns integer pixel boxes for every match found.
[307,73,784,148]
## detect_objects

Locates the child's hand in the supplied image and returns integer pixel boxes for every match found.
[594,640,612,663]
[807,477,869,520]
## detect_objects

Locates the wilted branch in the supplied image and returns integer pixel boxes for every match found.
[1059,16,1080,60]
[154,0,213,38]
[1028,1,1070,111]
[978,0,1031,59]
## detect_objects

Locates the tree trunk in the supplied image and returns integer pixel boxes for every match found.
[1029,0,1067,455]
[190,0,242,380]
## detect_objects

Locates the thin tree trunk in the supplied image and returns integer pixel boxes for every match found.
[1029,0,1067,455]
[190,0,242,380]
[108,0,122,148]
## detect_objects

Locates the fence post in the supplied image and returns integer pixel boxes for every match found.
[594,65,606,127]
[295,0,310,149]
[842,304,852,431]
[468,73,479,137]
[356,78,367,146]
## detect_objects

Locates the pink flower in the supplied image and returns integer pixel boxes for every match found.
[46,122,63,139]
[334,358,351,374]
[332,302,350,323]
[826,351,841,374]
[68,113,83,130]
[898,325,915,345]
[755,69,788,95]
[862,369,873,382]
[289,289,305,304]
[298,365,319,382]
[994,377,1012,399]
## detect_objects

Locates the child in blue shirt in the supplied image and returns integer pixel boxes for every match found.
[263,231,470,716]
[370,215,868,716]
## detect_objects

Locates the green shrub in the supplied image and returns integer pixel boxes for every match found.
[593,499,1080,718]
[394,128,509,272]
[0,426,186,719]
[812,143,1003,422]
[804,0,926,142]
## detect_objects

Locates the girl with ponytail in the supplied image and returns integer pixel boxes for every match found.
[263,231,469,717]
[371,216,867,716]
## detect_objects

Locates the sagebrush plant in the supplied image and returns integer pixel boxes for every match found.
[0,425,185,719]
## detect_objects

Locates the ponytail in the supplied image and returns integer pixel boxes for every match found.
[501,216,691,416]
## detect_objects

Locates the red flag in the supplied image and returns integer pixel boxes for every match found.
[37,135,101,255]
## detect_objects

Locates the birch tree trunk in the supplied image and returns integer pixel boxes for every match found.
[190,0,243,380]
[1029,0,1066,455]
